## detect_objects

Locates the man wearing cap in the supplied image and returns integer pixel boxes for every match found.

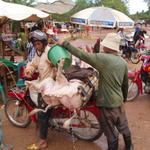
[46,29,58,45]
[57,33,133,150]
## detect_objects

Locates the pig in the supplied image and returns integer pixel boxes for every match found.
[30,59,99,127]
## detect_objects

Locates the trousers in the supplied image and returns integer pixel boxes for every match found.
[99,104,131,144]
[37,93,51,139]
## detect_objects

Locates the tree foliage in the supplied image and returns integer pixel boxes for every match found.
[3,0,35,6]
[144,0,150,10]
[129,1,150,20]
[130,10,150,20]
[99,0,129,14]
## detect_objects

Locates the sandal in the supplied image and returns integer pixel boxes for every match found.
[27,144,40,150]
[27,143,47,150]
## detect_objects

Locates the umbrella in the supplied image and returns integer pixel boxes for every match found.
[71,7,134,28]
[0,0,49,24]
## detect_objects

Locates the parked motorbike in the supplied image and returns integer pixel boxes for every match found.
[120,36,140,64]
[4,67,103,142]
[121,34,150,64]
[127,55,150,101]
[132,35,148,53]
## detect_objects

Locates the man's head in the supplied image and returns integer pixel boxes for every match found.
[46,29,55,37]
[101,33,121,53]
[46,29,58,43]
[29,30,48,54]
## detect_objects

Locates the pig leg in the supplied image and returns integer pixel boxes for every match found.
[63,109,77,128]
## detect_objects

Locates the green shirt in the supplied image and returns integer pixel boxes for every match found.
[62,41,128,108]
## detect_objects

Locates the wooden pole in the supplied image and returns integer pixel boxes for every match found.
[2,41,4,59]
[0,27,2,58]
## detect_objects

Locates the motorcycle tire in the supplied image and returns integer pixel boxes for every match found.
[4,99,31,128]
[130,52,140,64]
[127,78,140,101]
[71,109,103,142]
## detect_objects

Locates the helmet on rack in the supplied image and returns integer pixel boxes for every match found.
[29,30,48,46]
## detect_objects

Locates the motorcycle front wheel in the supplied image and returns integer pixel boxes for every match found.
[71,109,103,142]
[4,99,31,128]
[127,78,139,101]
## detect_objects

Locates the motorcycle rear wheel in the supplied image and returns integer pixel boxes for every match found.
[71,109,103,142]
[127,78,139,101]
[4,99,31,128]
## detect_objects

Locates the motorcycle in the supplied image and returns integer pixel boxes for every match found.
[120,36,140,64]
[127,55,150,101]
[4,67,103,142]
[132,35,149,55]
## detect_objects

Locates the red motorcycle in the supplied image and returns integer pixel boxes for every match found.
[127,55,150,101]
[4,68,103,142]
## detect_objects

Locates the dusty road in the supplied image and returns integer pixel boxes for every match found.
[1,27,150,150]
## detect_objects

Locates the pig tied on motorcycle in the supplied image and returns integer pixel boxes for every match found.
[25,59,99,127]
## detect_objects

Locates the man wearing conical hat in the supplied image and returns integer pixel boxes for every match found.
[58,33,134,150]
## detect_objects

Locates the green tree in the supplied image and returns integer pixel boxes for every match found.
[4,0,35,6]
[144,0,150,10]
[130,10,150,20]
[93,0,129,14]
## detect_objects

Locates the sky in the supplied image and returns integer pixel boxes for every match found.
[36,0,149,14]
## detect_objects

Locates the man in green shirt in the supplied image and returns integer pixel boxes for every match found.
[58,33,133,150]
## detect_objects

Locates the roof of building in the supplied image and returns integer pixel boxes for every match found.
[35,0,75,14]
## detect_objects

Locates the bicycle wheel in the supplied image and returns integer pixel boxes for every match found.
[127,78,139,101]
[71,109,103,142]
[4,99,31,128]
[130,52,140,64]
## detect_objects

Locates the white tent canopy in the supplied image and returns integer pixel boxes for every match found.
[71,7,134,28]
[0,0,49,22]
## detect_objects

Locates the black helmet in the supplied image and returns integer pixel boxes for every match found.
[29,30,48,45]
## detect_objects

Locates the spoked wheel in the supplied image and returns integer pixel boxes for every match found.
[71,109,103,142]
[130,52,140,64]
[127,78,139,101]
[4,99,31,128]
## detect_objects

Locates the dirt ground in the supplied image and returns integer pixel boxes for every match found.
[1,27,150,150]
